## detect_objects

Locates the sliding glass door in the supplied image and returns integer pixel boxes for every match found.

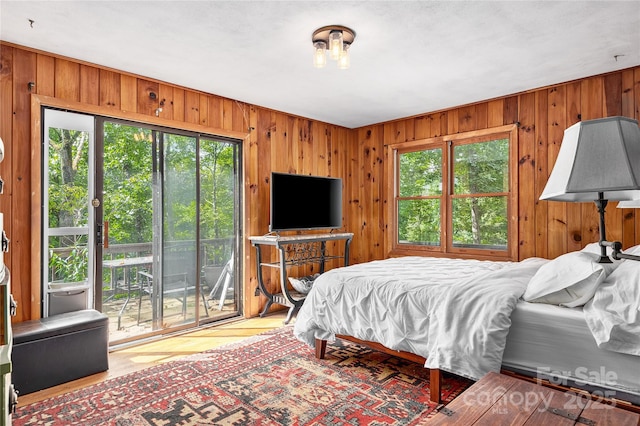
[43,109,242,345]
[98,121,155,339]
[199,137,239,315]
[156,131,199,328]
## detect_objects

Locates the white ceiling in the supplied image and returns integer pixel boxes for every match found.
[1,1,639,128]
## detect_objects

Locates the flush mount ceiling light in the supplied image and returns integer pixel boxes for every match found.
[312,25,356,69]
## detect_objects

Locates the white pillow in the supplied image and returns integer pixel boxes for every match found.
[623,244,640,255]
[581,242,611,256]
[523,251,615,307]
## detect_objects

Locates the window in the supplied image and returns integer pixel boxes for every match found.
[388,125,517,260]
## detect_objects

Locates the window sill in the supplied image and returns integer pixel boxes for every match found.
[387,247,514,262]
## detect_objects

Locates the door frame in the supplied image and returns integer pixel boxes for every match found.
[30,94,249,324]
[41,108,96,317]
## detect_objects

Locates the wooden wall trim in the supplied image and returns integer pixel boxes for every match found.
[385,124,517,149]
[508,124,519,261]
[29,96,42,318]
[30,94,249,140]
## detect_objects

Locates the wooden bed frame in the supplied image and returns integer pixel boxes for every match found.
[315,335,441,403]
[315,335,640,413]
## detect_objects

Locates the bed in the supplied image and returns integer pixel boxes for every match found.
[292,243,640,406]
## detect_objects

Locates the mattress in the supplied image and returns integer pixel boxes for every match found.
[503,301,640,404]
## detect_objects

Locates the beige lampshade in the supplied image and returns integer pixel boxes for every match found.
[617,199,640,208]
[540,116,640,202]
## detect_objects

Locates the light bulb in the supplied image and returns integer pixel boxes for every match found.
[338,44,350,69]
[329,30,343,61]
[313,41,326,68]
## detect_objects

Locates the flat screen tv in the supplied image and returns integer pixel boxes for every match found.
[269,172,342,232]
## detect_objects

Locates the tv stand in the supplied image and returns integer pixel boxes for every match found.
[249,232,353,324]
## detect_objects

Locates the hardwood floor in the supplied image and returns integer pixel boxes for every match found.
[17,312,287,407]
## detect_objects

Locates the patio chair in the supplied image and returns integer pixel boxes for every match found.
[202,254,234,310]
[137,270,210,324]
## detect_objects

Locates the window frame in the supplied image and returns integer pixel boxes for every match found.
[385,125,518,261]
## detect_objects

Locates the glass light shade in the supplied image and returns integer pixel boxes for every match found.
[313,41,326,68]
[329,30,343,60]
[337,45,350,69]
[540,116,640,202]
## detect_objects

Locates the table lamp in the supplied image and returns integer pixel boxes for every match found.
[540,116,640,263]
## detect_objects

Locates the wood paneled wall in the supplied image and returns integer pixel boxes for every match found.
[346,67,640,264]
[0,43,352,321]
[1,41,639,322]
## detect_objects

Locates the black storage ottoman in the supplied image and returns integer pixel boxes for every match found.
[12,309,109,394]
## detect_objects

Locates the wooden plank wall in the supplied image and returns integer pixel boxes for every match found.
[346,67,640,263]
[2,41,640,322]
[0,43,352,321]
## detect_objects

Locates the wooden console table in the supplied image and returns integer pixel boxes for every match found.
[249,232,353,324]
[430,372,639,425]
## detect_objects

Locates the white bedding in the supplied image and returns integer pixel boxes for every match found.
[503,301,640,402]
[293,256,547,380]
[584,257,640,355]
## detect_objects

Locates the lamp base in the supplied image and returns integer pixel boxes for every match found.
[595,196,613,264]
[597,252,613,264]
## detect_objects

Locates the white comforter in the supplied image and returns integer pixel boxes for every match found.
[293,256,547,380]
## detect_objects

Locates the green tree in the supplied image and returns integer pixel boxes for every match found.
[200,138,236,263]
[48,119,238,281]
[397,138,508,249]
[452,139,508,247]
[48,127,90,282]
[102,123,153,245]
[398,149,442,245]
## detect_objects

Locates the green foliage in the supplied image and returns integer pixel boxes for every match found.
[103,124,153,245]
[49,246,88,283]
[452,139,509,246]
[398,199,440,245]
[47,127,91,283]
[199,138,236,241]
[397,138,509,249]
[397,149,443,245]
[48,119,239,284]
[163,133,197,241]
[453,139,508,194]
[47,128,90,228]
[452,197,507,247]
[399,149,442,196]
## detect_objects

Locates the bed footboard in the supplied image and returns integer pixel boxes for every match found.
[314,337,442,403]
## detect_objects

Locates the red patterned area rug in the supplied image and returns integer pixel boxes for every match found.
[13,326,471,425]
